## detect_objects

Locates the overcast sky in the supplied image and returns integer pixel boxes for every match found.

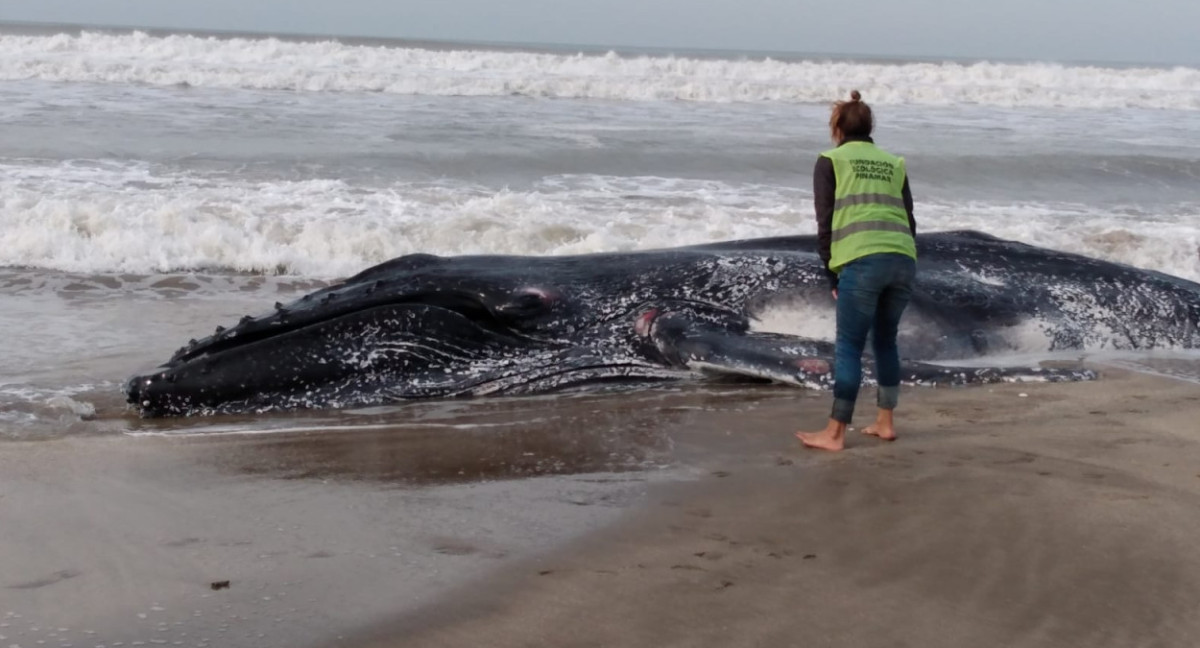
[2,0,1197,66]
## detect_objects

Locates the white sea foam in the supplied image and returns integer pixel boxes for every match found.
[753,298,838,340]
[0,383,103,436]
[2,161,1197,281]
[1,31,1198,109]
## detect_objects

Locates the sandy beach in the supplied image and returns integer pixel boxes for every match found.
[0,369,1197,647]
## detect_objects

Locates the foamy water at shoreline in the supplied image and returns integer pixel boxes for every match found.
[2,164,1197,280]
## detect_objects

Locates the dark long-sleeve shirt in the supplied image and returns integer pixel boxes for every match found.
[814,137,916,289]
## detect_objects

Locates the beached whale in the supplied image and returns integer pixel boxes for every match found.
[124,231,1200,417]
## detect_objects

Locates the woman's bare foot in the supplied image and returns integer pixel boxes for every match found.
[862,409,897,441]
[796,419,847,451]
[862,424,896,441]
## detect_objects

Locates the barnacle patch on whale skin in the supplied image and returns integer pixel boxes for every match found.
[794,358,831,374]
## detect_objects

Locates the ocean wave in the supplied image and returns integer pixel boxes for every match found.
[1,162,1197,281]
[1,30,1197,109]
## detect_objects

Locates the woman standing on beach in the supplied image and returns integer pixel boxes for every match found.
[797,90,918,452]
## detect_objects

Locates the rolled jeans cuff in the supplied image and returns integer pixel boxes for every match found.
[831,398,855,424]
[877,385,900,410]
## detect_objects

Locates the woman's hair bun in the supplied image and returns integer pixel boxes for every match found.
[849,90,862,102]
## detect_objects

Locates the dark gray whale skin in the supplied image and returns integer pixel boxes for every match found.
[124,231,1199,417]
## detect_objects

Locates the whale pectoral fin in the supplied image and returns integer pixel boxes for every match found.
[900,361,1098,386]
[654,316,1097,390]
[666,328,837,388]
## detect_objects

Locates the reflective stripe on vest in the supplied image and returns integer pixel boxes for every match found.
[820,141,916,272]
[832,193,908,212]
[830,219,913,242]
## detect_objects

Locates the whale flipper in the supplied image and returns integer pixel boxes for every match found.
[642,314,834,387]
[899,361,1098,387]
[644,313,1096,389]
[669,329,837,388]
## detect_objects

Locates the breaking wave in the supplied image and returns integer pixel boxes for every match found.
[1,30,1198,109]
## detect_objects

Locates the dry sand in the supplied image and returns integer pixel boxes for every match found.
[2,370,1200,648]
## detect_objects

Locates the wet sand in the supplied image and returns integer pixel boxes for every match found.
[0,386,776,647]
[2,371,1200,647]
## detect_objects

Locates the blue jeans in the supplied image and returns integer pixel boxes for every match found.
[831,253,917,424]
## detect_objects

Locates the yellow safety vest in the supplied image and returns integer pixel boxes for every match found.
[821,141,917,272]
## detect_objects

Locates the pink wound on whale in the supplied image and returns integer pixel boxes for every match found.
[518,286,557,302]
[634,309,658,337]
[795,358,831,374]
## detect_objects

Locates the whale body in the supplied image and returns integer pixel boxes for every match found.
[124,231,1200,417]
